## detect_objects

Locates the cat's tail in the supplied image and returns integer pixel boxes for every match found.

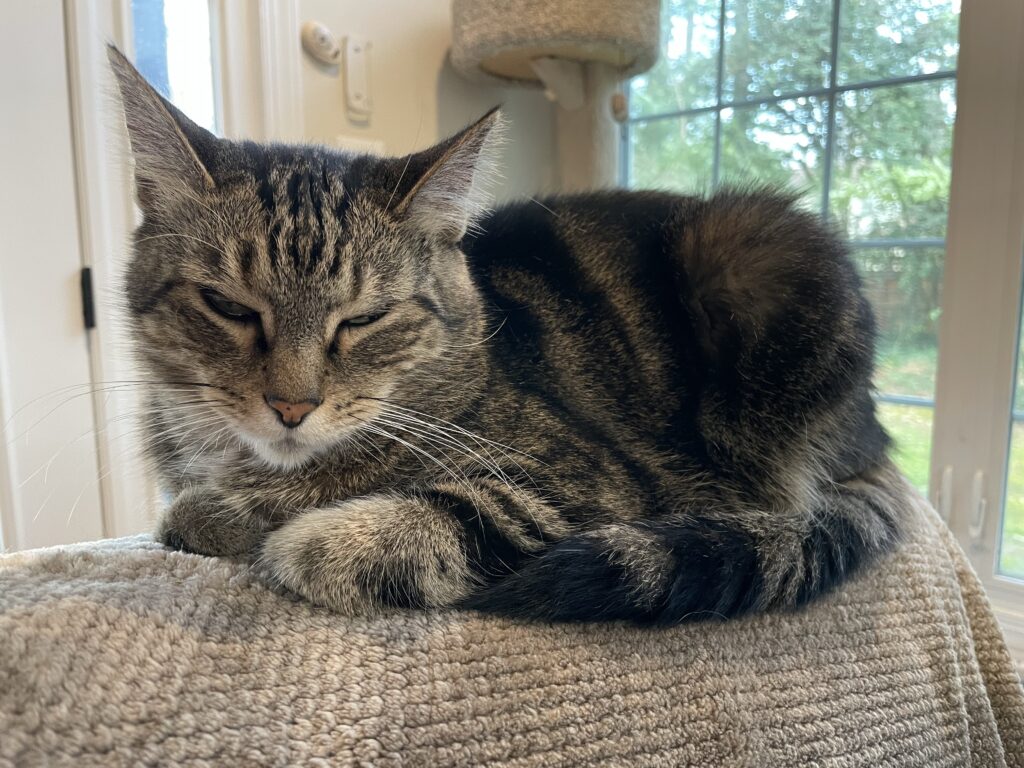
[460,462,907,624]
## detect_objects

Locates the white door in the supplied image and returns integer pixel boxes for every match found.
[0,0,105,550]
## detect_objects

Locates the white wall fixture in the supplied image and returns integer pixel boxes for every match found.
[450,0,660,191]
[300,19,374,125]
[300,20,341,65]
[295,0,557,200]
[344,35,372,122]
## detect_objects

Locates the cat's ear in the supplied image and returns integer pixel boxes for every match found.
[394,108,504,242]
[107,45,218,209]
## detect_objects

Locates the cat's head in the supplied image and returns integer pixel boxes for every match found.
[108,47,502,470]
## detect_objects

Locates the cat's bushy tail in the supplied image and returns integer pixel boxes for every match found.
[461,461,906,624]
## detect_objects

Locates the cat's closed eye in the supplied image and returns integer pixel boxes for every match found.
[339,313,386,329]
[200,288,259,323]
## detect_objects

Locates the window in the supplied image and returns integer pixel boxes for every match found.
[1001,289,1024,579]
[624,0,961,492]
[131,0,218,133]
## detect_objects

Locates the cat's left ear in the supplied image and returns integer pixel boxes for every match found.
[394,108,504,242]
[107,45,219,211]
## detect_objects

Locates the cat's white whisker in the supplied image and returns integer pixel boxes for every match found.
[442,315,508,349]
[134,231,226,257]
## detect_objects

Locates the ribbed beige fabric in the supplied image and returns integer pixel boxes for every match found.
[450,0,661,85]
[2,491,1022,767]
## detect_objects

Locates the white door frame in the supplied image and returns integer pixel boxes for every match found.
[64,0,148,540]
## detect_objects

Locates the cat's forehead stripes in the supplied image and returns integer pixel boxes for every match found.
[240,154,359,283]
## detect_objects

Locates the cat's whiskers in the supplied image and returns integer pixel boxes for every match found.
[441,315,508,349]
[373,416,480,481]
[366,398,546,466]
[134,411,229,447]
[3,385,152,444]
[133,231,227,259]
[339,428,389,467]
[383,112,424,211]
[361,423,480,502]
[373,412,530,506]
[179,424,236,479]
[181,423,236,479]
[26,405,179,525]
[16,401,230,492]
[168,414,232,458]
[373,403,543,494]
[366,414,545,545]
[372,406,555,541]
[527,196,557,216]
[2,379,225,443]
[2,381,142,430]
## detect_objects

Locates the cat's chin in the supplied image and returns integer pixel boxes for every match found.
[249,436,319,470]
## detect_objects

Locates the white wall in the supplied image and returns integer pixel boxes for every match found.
[297,0,557,201]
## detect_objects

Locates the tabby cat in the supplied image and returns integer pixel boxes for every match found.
[109,47,904,624]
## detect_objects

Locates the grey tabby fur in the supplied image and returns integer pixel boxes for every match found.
[109,47,904,624]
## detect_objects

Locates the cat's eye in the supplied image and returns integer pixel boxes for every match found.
[200,288,259,322]
[340,313,385,328]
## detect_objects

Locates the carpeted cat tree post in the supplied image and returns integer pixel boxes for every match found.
[451,0,661,192]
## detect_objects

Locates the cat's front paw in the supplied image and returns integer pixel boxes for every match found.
[259,496,471,614]
[158,488,262,557]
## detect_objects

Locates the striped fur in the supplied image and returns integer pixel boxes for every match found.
[110,47,904,624]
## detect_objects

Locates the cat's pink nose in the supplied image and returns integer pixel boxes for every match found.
[265,395,320,428]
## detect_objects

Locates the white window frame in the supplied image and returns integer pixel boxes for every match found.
[932,0,1024,656]
[209,0,304,142]
[624,0,1024,653]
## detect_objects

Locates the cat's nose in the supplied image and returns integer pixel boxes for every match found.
[265,395,321,428]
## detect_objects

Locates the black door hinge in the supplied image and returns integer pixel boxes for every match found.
[80,266,96,330]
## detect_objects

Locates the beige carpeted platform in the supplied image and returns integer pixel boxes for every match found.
[2,489,1022,767]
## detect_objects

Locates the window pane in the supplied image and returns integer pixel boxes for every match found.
[631,0,721,117]
[837,0,960,86]
[1003,422,1024,579]
[852,247,943,398]
[830,80,956,240]
[722,0,831,102]
[719,97,826,207]
[629,114,716,192]
[999,288,1024,579]
[854,246,943,494]
[131,0,217,133]
[877,402,933,493]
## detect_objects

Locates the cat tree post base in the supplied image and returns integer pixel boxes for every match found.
[450,0,660,192]
[532,60,621,191]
